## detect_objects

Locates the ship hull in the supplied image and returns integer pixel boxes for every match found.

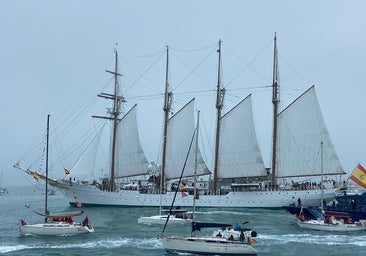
[58,182,336,208]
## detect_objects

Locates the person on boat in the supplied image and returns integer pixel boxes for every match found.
[351,200,356,210]
[299,214,305,221]
[239,230,245,242]
[65,216,73,224]
[182,214,188,220]
[297,197,302,207]
[228,234,234,241]
[325,215,330,223]
[82,216,89,226]
[216,232,222,237]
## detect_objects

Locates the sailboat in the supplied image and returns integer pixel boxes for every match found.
[283,142,365,232]
[0,171,8,194]
[19,115,94,236]
[161,110,258,255]
[15,36,345,208]
[295,205,366,232]
[137,97,199,225]
[162,221,258,255]
[296,218,366,232]
[284,163,366,222]
[138,207,191,225]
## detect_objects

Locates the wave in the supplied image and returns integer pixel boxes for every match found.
[0,237,162,253]
[258,233,366,247]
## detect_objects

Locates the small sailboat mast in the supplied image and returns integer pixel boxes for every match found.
[44,114,50,223]
[213,39,225,194]
[192,110,200,236]
[320,141,324,209]
[271,33,280,188]
[161,46,172,193]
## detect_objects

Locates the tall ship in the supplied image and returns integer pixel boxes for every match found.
[15,35,346,208]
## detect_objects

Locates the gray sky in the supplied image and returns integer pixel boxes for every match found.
[1,0,365,187]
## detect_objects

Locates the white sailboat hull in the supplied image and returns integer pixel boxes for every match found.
[296,220,366,232]
[58,182,336,208]
[19,222,94,236]
[161,236,257,255]
[138,215,191,225]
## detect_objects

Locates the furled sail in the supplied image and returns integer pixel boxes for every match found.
[69,125,104,181]
[165,98,210,180]
[277,86,345,178]
[217,94,267,178]
[114,104,149,178]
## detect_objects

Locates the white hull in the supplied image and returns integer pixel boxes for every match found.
[162,236,257,255]
[19,222,94,236]
[296,220,366,232]
[0,188,8,194]
[138,215,191,225]
[58,182,336,208]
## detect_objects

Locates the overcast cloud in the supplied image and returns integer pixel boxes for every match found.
[1,0,365,186]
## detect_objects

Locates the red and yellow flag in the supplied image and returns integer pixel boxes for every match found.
[179,185,188,198]
[350,163,366,189]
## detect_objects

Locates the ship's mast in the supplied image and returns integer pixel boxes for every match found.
[93,50,123,191]
[213,40,225,194]
[161,46,172,193]
[271,33,279,187]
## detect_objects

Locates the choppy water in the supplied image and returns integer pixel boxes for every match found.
[1,186,366,255]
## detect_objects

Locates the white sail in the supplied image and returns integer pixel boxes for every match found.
[277,86,345,177]
[165,98,210,179]
[114,104,149,178]
[70,125,104,181]
[217,95,267,178]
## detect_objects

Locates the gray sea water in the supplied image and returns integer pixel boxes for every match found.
[1,186,366,256]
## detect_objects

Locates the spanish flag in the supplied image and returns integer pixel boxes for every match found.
[33,172,40,180]
[350,163,366,189]
[64,168,70,175]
